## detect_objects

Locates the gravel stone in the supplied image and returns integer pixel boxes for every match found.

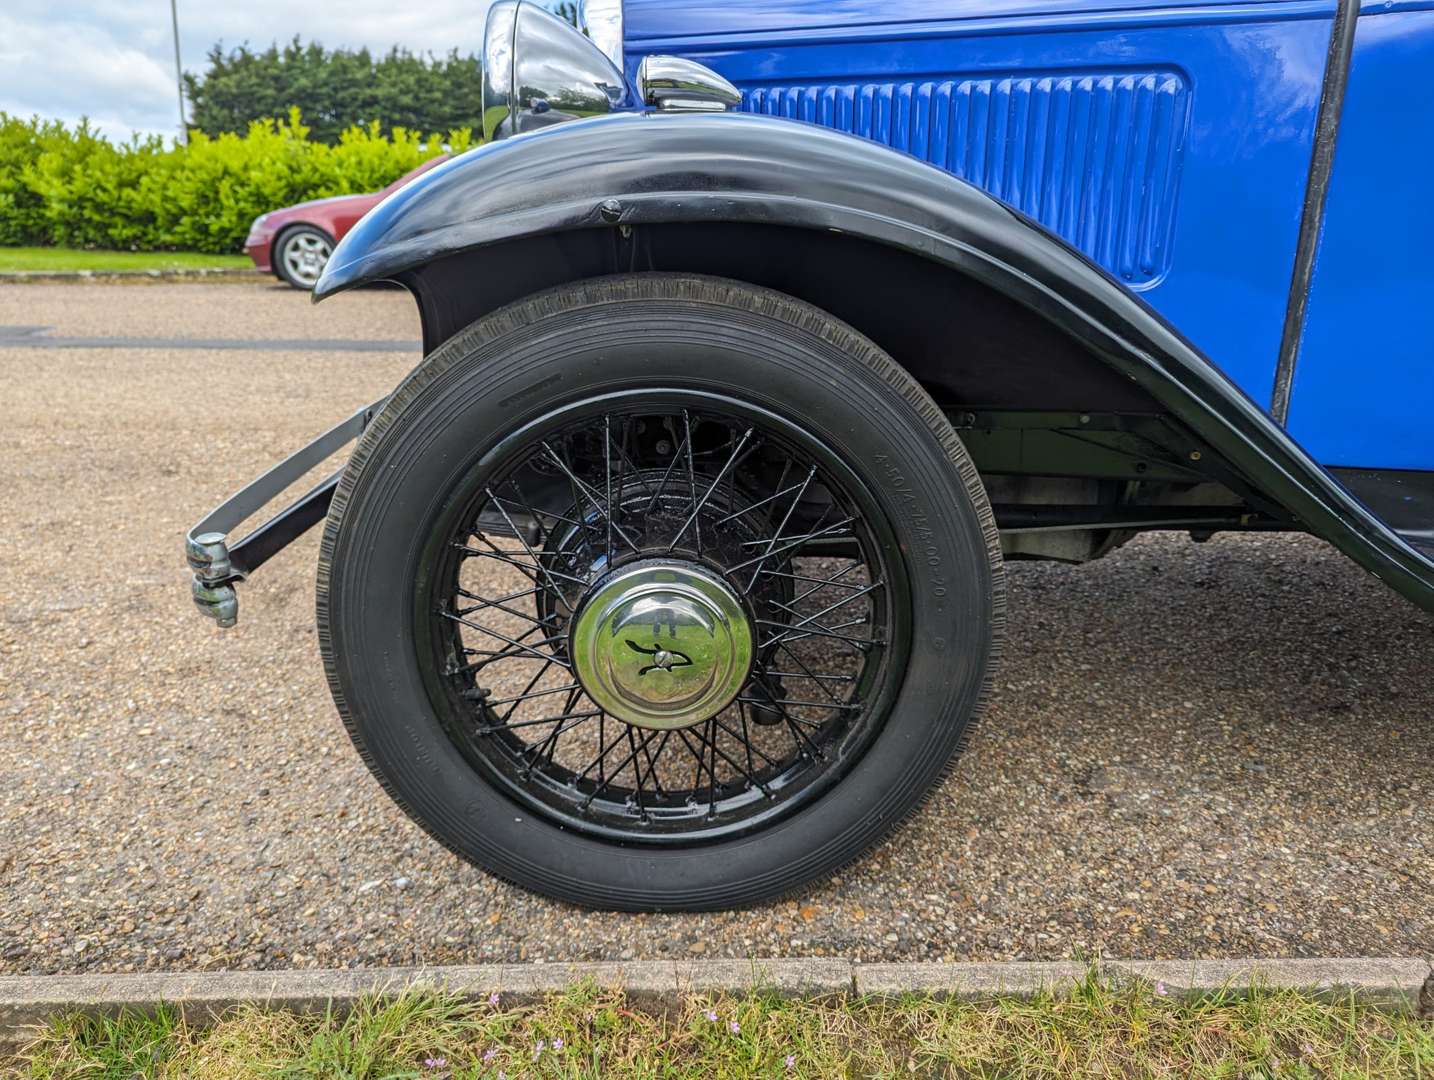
[1,282,1431,976]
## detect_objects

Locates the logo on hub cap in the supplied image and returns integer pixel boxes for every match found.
[570,561,753,730]
[626,639,694,675]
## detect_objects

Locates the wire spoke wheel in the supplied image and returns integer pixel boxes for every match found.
[319,274,1002,909]
[419,398,906,843]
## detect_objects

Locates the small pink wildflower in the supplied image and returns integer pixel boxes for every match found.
[482,1047,498,1063]
[552,1037,564,1051]
[1155,981,1167,996]
[488,992,500,1006]
[729,1020,740,1034]
[704,1008,718,1022]
[423,1057,447,1069]
[532,1039,545,1059]
[785,1053,796,1069]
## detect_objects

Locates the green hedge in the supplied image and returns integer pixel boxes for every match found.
[184,39,484,145]
[0,110,474,254]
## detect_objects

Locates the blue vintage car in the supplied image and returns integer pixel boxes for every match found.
[187,0,1433,910]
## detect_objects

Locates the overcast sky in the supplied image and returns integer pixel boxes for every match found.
[0,0,494,142]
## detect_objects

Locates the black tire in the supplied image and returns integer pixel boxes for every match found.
[317,273,1004,910]
[273,224,333,290]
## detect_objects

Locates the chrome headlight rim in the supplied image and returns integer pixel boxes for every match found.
[481,2,519,143]
[481,0,633,143]
[580,0,624,68]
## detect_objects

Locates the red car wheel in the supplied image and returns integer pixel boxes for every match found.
[274,225,334,290]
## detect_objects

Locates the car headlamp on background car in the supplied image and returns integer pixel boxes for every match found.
[481,1,741,143]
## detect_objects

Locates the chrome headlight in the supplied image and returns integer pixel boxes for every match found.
[481,1,633,143]
[580,0,624,68]
[637,56,741,113]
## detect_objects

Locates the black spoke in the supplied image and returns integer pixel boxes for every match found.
[457,539,591,588]
[540,439,643,554]
[743,697,860,712]
[497,657,557,721]
[739,694,826,758]
[701,718,720,817]
[701,719,774,797]
[755,617,882,651]
[713,470,800,527]
[769,641,854,707]
[626,727,648,819]
[743,464,815,592]
[667,426,755,553]
[439,609,573,668]
[737,701,759,787]
[454,584,549,626]
[610,417,654,501]
[446,624,547,675]
[728,514,857,575]
[757,569,870,591]
[484,488,577,604]
[786,560,866,606]
[711,715,785,771]
[481,681,582,710]
[643,416,690,514]
[478,708,600,736]
[604,415,615,564]
[682,410,700,551]
[517,691,593,774]
[580,727,663,805]
[764,580,885,649]
[638,730,672,799]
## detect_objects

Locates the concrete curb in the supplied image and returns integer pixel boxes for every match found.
[0,267,263,284]
[861,957,1432,1013]
[2,957,1429,1047]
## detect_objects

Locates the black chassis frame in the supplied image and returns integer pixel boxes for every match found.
[186,110,1434,622]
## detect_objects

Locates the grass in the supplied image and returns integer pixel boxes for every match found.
[0,247,251,273]
[11,972,1434,1079]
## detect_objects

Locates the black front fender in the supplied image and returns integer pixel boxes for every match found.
[313,111,1434,613]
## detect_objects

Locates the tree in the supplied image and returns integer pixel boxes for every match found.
[182,39,483,145]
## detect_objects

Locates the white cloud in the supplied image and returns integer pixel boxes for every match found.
[0,0,494,142]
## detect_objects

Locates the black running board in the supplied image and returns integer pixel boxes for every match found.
[1405,533,1434,561]
[1331,468,1434,568]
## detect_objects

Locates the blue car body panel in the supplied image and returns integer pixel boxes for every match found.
[621,0,1334,413]
[1287,8,1434,469]
[621,0,1433,472]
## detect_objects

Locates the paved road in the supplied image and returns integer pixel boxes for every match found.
[1,282,1430,975]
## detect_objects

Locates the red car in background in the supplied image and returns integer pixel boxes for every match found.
[244,155,449,289]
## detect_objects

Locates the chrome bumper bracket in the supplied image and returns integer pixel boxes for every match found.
[185,399,383,627]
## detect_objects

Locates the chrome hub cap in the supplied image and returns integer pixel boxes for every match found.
[569,560,753,731]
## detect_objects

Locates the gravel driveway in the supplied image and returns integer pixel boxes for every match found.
[1,282,1430,976]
